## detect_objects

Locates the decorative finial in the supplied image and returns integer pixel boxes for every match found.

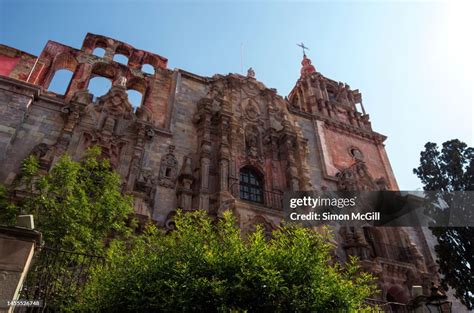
[297,42,309,56]
[247,67,255,79]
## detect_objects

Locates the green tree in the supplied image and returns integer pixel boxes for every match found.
[0,184,17,225]
[0,147,137,310]
[74,210,377,312]
[413,139,474,309]
[12,147,136,253]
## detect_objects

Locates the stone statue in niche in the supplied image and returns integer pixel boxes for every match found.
[158,145,179,188]
[245,126,260,159]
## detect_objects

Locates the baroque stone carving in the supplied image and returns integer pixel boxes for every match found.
[82,131,126,169]
[244,100,259,122]
[158,145,178,188]
[117,75,127,87]
[135,168,156,194]
[245,125,261,159]
[336,160,380,191]
[177,155,194,210]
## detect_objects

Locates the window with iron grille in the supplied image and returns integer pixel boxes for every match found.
[240,168,263,204]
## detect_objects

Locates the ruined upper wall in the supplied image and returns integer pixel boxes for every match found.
[0,45,37,80]
[0,33,173,128]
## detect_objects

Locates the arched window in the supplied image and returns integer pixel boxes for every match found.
[240,168,263,204]
[48,69,73,95]
[141,64,155,75]
[92,47,106,58]
[88,76,112,100]
[113,54,128,65]
[127,89,142,111]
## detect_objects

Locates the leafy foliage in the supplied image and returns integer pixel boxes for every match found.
[0,184,17,225]
[74,210,377,312]
[15,147,136,253]
[413,139,474,309]
[0,147,137,311]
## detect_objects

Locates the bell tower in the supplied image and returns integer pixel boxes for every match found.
[287,51,398,190]
[286,51,440,305]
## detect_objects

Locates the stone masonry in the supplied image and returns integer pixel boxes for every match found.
[0,33,444,306]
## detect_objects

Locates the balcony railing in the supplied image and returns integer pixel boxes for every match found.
[230,183,283,210]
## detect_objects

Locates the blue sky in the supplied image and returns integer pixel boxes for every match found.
[0,0,472,190]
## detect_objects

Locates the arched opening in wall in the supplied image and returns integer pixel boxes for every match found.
[239,167,264,204]
[127,89,142,112]
[92,47,106,58]
[355,102,363,113]
[141,64,155,75]
[126,77,147,112]
[113,54,128,65]
[47,69,73,95]
[88,76,112,100]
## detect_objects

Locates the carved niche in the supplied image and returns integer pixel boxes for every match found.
[158,145,179,188]
[244,125,262,160]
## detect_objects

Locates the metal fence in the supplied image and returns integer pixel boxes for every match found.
[15,246,104,313]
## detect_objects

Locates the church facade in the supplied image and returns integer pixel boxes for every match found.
[0,33,440,306]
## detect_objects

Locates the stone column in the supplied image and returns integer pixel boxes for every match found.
[126,123,153,192]
[177,156,194,210]
[281,130,299,191]
[194,98,213,211]
[217,100,232,193]
[295,138,312,190]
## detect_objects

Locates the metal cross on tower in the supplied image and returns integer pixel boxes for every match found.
[297,42,309,56]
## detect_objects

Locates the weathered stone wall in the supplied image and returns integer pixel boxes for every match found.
[0,34,449,307]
